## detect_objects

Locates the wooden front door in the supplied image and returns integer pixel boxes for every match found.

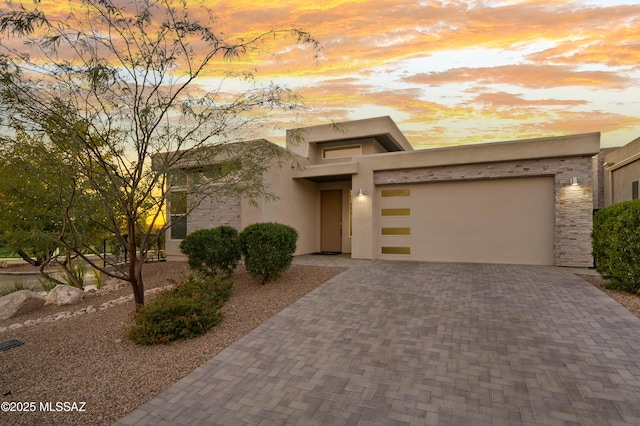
[321,190,342,253]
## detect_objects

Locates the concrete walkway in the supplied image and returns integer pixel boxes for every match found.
[116,258,640,425]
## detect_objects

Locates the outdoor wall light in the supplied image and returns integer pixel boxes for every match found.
[357,188,364,197]
[570,177,579,186]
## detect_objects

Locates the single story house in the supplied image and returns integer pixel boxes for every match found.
[165,116,602,268]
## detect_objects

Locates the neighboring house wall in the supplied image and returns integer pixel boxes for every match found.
[604,136,640,206]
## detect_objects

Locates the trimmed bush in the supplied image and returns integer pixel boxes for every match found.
[239,222,298,284]
[127,273,233,345]
[592,199,640,294]
[179,226,241,277]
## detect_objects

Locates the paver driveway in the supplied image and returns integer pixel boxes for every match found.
[117,260,640,425]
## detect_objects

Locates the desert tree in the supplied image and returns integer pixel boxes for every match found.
[0,132,64,268]
[0,0,320,305]
[0,129,115,287]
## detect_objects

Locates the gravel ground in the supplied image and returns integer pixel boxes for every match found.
[577,273,640,320]
[0,261,344,426]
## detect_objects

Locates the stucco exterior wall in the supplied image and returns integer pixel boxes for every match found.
[374,156,595,267]
[307,138,387,164]
[241,165,320,256]
[604,137,640,206]
[607,160,640,205]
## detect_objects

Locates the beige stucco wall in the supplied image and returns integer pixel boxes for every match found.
[604,136,640,206]
[286,116,413,158]
[241,164,320,256]
[307,138,388,164]
[167,171,321,261]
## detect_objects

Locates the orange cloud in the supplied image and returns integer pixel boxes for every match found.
[406,64,631,89]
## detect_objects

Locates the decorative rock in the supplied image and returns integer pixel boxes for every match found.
[0,283,175,333]
[84,285,98,293]
[102,277,127,291]
[0,290,46,320]
[54,312,71,320]
[45,285,85,306]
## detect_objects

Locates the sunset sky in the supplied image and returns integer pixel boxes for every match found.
[6,0,639,150]
[200,0,640,149]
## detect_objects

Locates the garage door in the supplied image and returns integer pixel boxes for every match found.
[377,177,555,265]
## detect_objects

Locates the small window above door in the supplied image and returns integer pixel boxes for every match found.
[322,145,362,159]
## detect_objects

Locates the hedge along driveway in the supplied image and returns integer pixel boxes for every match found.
[117,261,640,425]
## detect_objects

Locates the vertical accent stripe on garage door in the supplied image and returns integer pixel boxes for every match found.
[377,177,555,265]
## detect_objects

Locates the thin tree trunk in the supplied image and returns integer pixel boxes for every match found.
[38,256,65,287]
[58,251,84,289]
[128,225,145,307]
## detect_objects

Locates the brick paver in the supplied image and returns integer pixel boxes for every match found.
[116,259,640,425]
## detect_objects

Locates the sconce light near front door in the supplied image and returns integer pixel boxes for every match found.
[357,188,364,197]
[570,177,579,186]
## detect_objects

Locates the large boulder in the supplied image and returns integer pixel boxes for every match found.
[45,284,85,306]
[0,290,46,320]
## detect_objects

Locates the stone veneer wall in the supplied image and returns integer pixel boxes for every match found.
[374,156,594,267]
[592,151,605,210]
[187,193,241,233]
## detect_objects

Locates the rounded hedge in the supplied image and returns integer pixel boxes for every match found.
[179,226,241,277]
[592,199,640,294]
[239,222,298,284]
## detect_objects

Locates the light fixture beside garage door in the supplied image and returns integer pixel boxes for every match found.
[570,177,579,186]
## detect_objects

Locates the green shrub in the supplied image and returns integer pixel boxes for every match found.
[127,273,233,345]
[592,199,640,293]
[161,272,233,305]
[239,222,298,284]
[179,226,241,277]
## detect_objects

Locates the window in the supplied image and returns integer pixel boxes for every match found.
[322,145,362,159]
[633,180,639,200]
[381,208,410,216]
[381,246,411,255]
[381,227,411,235]
[381,189,410,197]
[168,170,187,187]
[169,191,187,240]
